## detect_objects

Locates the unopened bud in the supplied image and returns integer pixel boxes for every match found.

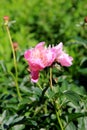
[84,16,87,23]
[3,16,9,21]
[3,16,9,25]
[13,42,18,51]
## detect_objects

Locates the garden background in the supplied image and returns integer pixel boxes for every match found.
[0,0,87,130]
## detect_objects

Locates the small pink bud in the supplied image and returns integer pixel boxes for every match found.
[3,16,9,21]
[13,42,18,51]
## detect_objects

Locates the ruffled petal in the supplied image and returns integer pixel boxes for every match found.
[57,52,73,66]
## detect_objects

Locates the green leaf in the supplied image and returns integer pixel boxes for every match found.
[0,60,7,73]
[11,124,25,130]
[65,122,76,130]
[12,116,24,125]
[6,115,17,125]
[78,68,87,75]
[32,87,42,96]
[65,112,87,130]
[80,57,87,66]
[78,117,87,130]
[63,90,80,106]
[67,112,87,122]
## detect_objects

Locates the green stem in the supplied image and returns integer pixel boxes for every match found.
[5,24,22,101]
[50,67,53,90]
[54,100,64,130]
[37,82,49,98]
[49,67,64,129]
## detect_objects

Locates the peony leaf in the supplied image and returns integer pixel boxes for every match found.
[63,90,80,106]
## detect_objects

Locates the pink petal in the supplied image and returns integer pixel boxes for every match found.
[35,42,45,49]
[29,61,44,71]
[51,42,63,57]
[24,50,32,60]
[46,48,56,66]
[54,42,63,51]
[31,70,39,83]
[57,52,73,66]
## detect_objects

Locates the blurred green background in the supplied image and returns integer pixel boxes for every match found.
[0,0,87,46]
[0,0,87,89]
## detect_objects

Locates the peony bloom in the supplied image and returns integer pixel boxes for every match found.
[24,42,56,82]
[24,42,73,83]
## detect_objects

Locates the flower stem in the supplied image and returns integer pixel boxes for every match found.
[5,24,22,101]
[54,100,64,130]
[49,67,64,129]
[50,67,53,90]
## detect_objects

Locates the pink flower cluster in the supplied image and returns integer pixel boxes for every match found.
[24,42,73,83]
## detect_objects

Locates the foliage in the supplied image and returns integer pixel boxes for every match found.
[0,0,87,130]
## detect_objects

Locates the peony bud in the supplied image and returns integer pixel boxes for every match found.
[3,16,9,21]
[84,16,87,23]
[13,42,18,51]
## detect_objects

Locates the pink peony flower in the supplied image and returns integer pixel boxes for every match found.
[24,42,73,83]
[24,42,56,82]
